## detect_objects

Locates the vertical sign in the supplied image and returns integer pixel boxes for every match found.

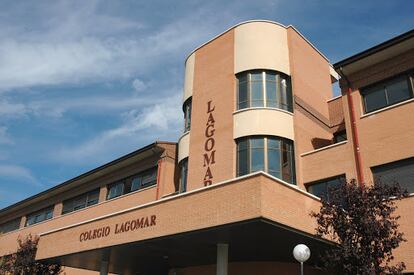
[203,100,216,186]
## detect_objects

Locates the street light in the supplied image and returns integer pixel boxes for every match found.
[293,244,311,275]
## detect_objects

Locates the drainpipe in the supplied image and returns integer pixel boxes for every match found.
[339,67,365,188]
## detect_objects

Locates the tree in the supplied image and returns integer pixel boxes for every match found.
[0,234,61,275]
[311,180,408,275]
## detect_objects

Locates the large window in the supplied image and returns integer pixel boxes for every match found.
[306,175,345,202]
[179,158,188,193]
[361,72,414,113]
[62,189,99,215]
[237,70,293,112]
[131,168,158,191]
[183,98,192,132]
[106,166,158,200]
[26,207,54,227]
[0,218,21,234]
[372,157,414,193]
[237,136,296,184]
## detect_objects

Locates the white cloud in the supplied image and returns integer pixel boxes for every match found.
[132,79,147,92]
[0,127,13,145]
[0,2,221,93]
[0,100,27,117]
[0,164,41,187]
[53,94,182,164]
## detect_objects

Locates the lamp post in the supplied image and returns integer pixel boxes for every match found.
[293,244,311,275]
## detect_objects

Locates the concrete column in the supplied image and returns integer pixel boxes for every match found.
[100,250,110,275]
[216,243,228,275]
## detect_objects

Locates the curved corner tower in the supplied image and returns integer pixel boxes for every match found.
[178,20,336,192]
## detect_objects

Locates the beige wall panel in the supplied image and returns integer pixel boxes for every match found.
[234,22,290,75]
[183,52,195,102]
[177,132,190,163]
[233,108,294,140]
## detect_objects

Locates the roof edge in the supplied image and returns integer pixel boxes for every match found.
[333,28,414,69]
[0,141,175,216]
[184,20,331,65]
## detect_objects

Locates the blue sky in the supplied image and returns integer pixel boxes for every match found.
[0,0,413,209]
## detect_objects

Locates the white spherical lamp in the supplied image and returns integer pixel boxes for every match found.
[293,244,311,262]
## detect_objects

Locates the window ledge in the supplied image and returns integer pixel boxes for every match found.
[300,141,348,157]
[361,98,414,118]
[233,107,293,116]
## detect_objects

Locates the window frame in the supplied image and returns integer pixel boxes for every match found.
[25,206,54,227]
[361,72,414,114]
[130,166,158,192]
[371,157,414,194]
[236,70,293,112]
[236,136,296,184]
[306,174,346,202]
[183,97,192,133]
[0,217,21,234]
[179,158,188,193]
[62,188,100,215]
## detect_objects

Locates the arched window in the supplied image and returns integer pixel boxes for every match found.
[237,70,293,112]
[237,136,296,184]
[179,158,188,193]
[183,98,192,132]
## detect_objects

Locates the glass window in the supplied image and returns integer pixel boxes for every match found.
[236,136,296,184]
[307,175,345,202]
[179,158,188,193]
[0,218,21,234]
[237,70,293,112]
[62,189,99,214]
[361,74,413,113]
[107,182,124,200]
[131,167,158,191]
[26,207,54,227]
[333,130,347,143]
[372,157,414,193]
[183,98,192,132]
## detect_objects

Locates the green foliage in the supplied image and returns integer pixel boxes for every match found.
[0,234,61,275]
[312,180,408,275]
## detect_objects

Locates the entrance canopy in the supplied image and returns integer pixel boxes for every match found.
[36,173,331,274]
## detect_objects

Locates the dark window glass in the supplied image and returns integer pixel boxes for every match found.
[236,136,296,184]
[307,175,345,202]
[333,130,347,143]
[131,167,158,191]
[267,139,281,178]
[237,70,293,112]
[26,207,54,226]
[372,157,414,193]
[62,189,99,214]
[237,139,249,176]
[386,77,411,105]
[362,74,413,113]
[107,182,124,200]
[0,218,21,234]
[183,98,192,132]
[179,158,188,193]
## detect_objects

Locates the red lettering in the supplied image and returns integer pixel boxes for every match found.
[204,138,215,151]
[206,113,215,126]
[150,215,156,226]
[203,151,216,167]
[207,101,215,113]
